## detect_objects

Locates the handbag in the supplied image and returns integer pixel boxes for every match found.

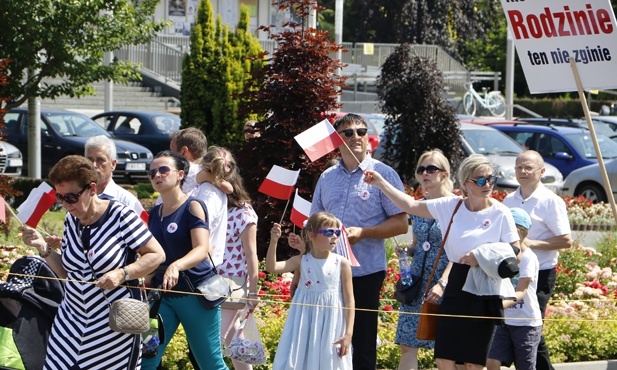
[220,275,249,310]
[182,254,231,309]
[394,220,434,305]
[82,231,149,335]
[109,287,150,334]
[416,199,462,341]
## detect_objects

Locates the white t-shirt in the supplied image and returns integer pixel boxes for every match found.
[99,179,148,223]
[505,248,542,327]
[426,196,519,263]
[503,185,571,269]
[194,182,228,267]
[219,205,258,277]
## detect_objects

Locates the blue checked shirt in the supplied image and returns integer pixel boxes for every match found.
[310,156,405,277]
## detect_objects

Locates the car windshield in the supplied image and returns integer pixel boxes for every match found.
[46,113,111,137]
[152,115,181,133]
[564,133,617,159]
[461,128,523,155]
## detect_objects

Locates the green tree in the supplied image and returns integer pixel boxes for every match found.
[237,0,345,259]
[377,43,462,183]
[0,0,167,109]
[181,2,262,147]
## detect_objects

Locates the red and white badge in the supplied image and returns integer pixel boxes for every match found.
[422,241,431,251]
[167,222,178,233]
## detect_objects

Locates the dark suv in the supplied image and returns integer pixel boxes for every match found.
[3,108,153,182]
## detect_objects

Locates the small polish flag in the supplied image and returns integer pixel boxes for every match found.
[290,189,311,228]
[337,225,360,267]
[17,182,57,228]
[258,165,301,200]
[0,195,6,224]
[294,119,344,162]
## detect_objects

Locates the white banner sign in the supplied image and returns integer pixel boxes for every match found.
[501,0,617,93]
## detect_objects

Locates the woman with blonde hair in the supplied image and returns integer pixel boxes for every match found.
[396,149,454,370]
[365,154,520,370]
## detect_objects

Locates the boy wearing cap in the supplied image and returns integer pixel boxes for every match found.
[487,207,542,370]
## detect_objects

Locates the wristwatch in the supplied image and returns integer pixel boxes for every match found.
[437,279,448,289]
[122,267,130,282]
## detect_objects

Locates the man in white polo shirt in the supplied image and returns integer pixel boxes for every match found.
[503,150,572,370]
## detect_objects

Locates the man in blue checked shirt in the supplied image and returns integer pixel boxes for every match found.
[311,113,408,370]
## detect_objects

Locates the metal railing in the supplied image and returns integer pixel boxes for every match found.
[115,36,499,96]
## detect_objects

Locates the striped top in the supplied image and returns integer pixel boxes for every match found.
[44,200,153,370]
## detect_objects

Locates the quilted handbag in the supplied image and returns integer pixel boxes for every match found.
[109,293,150,334]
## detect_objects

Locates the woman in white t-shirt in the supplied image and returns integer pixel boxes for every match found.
[365,154,520,370]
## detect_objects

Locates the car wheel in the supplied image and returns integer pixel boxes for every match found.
[577,183,607,203]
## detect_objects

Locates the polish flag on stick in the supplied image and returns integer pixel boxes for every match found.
[294,119,344,162]
[337,225,360,267]
[290,189,312,228]
[17,182,57,228]
[258,165,301,200]
[0,195,6,224]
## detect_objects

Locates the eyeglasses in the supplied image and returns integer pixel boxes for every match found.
[244,127,256,133]
[416,165,445,175]
[338,128,368,138]
[316,228,341,237]
[468,175,498,187]
[148,165,175,180]
[55,184,91,204]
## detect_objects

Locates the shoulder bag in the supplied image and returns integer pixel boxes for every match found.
[416,199,463,341]
[181,254,231,310]
[82,226,149,335]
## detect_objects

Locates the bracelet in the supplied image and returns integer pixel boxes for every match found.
[40,244,52,258]
[437,279,448,289]
[248,292,259,297]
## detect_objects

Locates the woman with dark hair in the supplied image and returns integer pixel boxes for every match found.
[141,151,227,370]
[20,155,165,369]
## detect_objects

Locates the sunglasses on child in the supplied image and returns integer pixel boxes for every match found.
[338,128,368,138]
[316,228,342,237]
[55,184,91,204]
[416,165,445,175]
[148,165,175,180]
[468,175,498,187]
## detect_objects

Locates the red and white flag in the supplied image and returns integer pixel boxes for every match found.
[17,182,56,228]
[290,189,311,228]
[0,195,6,224]
[258,165,301,200]
[337,225,360,267]
[294,119,344,162]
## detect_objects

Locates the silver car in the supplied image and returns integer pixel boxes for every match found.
[0,141,23,176]
[561,159,617,203]
[459,123,564,194]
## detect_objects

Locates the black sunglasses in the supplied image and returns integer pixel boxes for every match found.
[469,175,498,187]
[55,184,91,204]
[416,165,445,175]
[148,165,174,180]
[338,128,368,138]
[316,228,341,237]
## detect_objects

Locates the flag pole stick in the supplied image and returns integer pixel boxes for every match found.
[341,141,362,167]
[279,197,292,225]
[5,201,51,236]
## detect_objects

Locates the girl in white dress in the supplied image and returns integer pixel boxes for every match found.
[266,212,355,370]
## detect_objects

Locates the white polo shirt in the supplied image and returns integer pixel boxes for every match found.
[503,184,571,270]
[99,179,148,223]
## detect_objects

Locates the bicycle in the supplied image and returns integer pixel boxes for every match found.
[462,82,506,117]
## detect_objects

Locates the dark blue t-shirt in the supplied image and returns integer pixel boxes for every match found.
[149,197,211,293]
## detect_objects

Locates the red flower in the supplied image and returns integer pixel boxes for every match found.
[382,304,393,312]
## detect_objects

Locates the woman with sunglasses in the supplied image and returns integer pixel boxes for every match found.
[19,155,166,370]
[364,154,520,370]
[395,150,454,370]
[267,211,354,370]
[141,151,228,370]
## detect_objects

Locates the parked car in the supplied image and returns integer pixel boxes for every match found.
[562,159,617,203]
[324,111,381,153]
[373,122,565,193]
[0,140,23,177]
[493,124,617,178]
[91,111,181,155]
[3,108,153,182]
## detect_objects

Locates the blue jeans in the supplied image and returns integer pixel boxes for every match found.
[141,294,228,370]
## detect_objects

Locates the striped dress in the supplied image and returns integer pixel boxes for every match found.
[44,201,153,370]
